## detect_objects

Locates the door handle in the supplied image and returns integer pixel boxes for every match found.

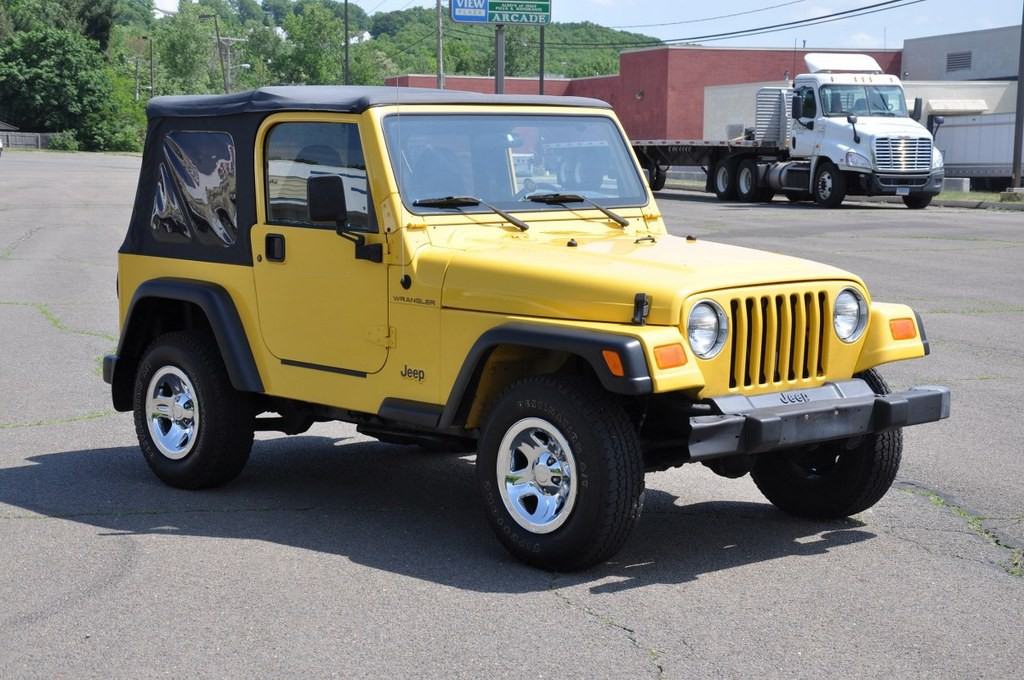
[265,233,285,262]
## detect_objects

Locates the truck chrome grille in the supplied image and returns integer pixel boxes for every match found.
[728,291,829,389]
[873,137,932,172]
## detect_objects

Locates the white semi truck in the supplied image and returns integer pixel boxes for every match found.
[632,53,945,209]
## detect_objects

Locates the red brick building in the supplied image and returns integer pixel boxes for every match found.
[387,45,902,139]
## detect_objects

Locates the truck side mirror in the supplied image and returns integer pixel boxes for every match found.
[846,114,858,125]
[307,174,348,226]
[911,97,923,121]
[791,94,802,120]
[934,115,945,126]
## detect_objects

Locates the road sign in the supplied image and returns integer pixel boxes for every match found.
[450,0,551,25]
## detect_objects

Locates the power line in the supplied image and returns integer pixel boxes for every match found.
[609,0,809,30]
[509,0,923,49]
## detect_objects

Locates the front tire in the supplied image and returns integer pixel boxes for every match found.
[903,194,933,209]
[132,331,254,489]
[750,369,902,519]
[813,161,847,208]
[476,376,644,571]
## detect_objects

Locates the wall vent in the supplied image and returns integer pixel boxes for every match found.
[945,51,972,72]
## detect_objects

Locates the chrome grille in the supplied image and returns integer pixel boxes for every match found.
[729,291,829,390]
[873,137,933,172]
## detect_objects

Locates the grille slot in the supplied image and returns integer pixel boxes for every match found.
[873,137,933,172]
[729,291,829,390]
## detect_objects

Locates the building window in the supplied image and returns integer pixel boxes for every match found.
[945,51,972,72]
[265,122,374,232]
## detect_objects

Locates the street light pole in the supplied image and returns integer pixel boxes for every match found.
[539,25,545,95]
[495,24,506,94]
[1012,6,1024,188]
[436,0,444,89]
[344,0,351,85]
[147,36,155,97]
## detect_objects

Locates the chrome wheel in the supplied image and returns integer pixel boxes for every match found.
[817,170,833,200]
[146,365,199,460]
[496,417,578,534]
[715,165,729,193]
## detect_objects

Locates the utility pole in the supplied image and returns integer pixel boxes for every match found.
[147,36,155,97]
[200,14,228,94]
[436,0,444,89]
[344,0,350,85]
[538,25,545,95]
[1012,6,1024,188]
[495,24,506,94]
[134,58,141,101]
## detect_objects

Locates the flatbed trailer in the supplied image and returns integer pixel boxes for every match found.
[631,138,785,192]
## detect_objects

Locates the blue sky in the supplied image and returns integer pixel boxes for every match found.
[156,0,1022,49]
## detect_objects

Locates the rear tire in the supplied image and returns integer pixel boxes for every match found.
[736,159,761,202]
[132,331,254,489]
[750,369,902,519]
[713,158,738,200]
[649,165,667,191]
[813,161,846,208]
[903,194,933,209]
[476,375,644,571]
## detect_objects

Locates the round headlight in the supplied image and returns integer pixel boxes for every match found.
[687,301,728,359]
[833,288,867,342]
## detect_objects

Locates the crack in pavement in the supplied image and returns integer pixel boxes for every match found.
[0,226,42,258]
[896,481,1024,577]
[0,505,316,522]
[0,409,115,430]
[0,300,117,342]
[549,575,666,678]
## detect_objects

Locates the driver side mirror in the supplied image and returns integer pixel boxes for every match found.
[307,174,382,263]
[911,97,923,121]
[846,114,858,125]
[791,94,802,120]
[307,174,348,227]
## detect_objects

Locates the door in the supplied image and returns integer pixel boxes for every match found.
[792,83,824,159]
[252,118,389,375]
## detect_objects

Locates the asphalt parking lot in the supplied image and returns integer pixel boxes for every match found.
[1,151,1021,678]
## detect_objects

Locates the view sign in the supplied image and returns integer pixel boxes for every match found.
[450,0,551,25]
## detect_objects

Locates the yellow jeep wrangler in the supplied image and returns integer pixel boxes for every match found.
[104,86,949,570]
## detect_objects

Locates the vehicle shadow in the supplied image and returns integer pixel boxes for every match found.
[0,435,873,592]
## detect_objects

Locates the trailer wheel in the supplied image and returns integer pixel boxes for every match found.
[649,165,667,191]
[813,161,846,208]
[736,159,761,202]
[713,159,738,201]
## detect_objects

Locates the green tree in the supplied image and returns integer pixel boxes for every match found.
[281,4,345,84]
[0,28,112,148]
[152,3,219,94]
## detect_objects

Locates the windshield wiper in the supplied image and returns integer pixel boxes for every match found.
[525,193,629,228]
[412,195,529,231]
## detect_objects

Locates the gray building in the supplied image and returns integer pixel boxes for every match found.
[902,24,1021,81]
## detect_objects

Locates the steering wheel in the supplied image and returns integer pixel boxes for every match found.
[515,181,559,200]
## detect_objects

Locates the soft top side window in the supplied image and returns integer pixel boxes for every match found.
[264,122,376,232]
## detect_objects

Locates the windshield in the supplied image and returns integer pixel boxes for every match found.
[382,114,648,213]
[819,84,908,117]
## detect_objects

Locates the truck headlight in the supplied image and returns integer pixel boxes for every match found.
[834,289,868,343]
[687,301,728,359]
[845,150,872,169]
[932,148,944,169]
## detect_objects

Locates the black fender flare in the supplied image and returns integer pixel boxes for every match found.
[437,323,652,429]
[108,278,263,409]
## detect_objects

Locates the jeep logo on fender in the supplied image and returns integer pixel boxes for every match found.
[779,391,810,405]
[401,365,425,382]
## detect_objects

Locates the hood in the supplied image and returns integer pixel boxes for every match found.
[439,233,860,325]
[857,116,931,138]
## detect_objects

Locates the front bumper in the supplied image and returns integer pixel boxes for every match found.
[688,379,950,460]
[860,170,944,196]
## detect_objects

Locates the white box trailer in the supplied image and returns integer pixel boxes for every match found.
[935,112,1022,188]
[632,54,945,209]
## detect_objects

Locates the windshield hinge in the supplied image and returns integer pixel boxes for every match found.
[367,325,396,348]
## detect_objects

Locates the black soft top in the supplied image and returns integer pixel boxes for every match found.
[146,85,611,119]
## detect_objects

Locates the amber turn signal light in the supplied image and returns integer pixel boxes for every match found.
[601,349,625,377]
[889,318,917,340]
[654,343,688,369]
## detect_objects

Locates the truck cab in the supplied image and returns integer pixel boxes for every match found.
[789,53,944,208]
